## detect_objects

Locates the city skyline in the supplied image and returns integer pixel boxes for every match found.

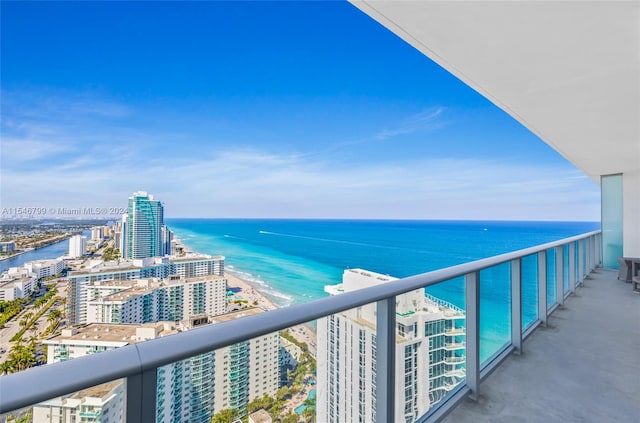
[1,1,600,221]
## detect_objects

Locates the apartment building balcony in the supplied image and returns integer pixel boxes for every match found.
[443,356,465,366]
[443,328,464,337]
[443,342,466,351]
[444,268,639,422]
[5,230,630,423]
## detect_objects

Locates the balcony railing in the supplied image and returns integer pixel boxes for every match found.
[0,230,602,422]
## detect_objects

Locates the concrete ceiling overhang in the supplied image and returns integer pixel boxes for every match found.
[350,1,640,183]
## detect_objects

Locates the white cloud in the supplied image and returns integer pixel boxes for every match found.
[0,89,600,221]
[1,142,600,221]
[0,138,74,161]
[374,107,445,140]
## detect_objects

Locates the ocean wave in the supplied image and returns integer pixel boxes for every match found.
[259,229,429,253]
[226,268,294,306]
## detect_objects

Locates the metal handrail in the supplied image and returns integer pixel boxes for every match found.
[0,230,600,414]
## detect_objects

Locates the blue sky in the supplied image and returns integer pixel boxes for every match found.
[1,1,600,220]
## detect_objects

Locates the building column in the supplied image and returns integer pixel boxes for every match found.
[623,169,640,258]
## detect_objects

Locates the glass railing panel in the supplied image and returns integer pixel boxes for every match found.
[521,254,538,331]
[318,300,377,423]
[573,241,579,284]
[479,262,511,366]
[410,277,466,422]
[582,239,588,275]
[563,245,570,294]
[1,379,126,423]
[161,315,289,423]
[546,249,557,308]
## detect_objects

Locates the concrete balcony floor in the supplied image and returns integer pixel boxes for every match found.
[444,269,640,422]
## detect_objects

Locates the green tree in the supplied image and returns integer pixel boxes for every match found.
[247,393,275,414]
[211,408,238,423]
[281,412,299,423]
[302,397,316,422]
[48,309,62,321]
[0,361,12,375]
[276,386,290,401]
[7,341,36,372]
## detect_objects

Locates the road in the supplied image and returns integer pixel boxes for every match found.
[0,280,67,363]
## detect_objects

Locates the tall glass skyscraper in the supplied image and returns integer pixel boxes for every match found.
[124,191,165,259]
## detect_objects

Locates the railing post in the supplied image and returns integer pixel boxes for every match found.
[569,242,576,294]
[597,233,602,266]
[511,259,522,354]
[578,239,585,284]
[590,236,596,271]
[376,296,396,423]
[587,237,592,272]
[126,368,157,423]
[465,271,480,400]
[537,251,547,327]
[556,246,564,306]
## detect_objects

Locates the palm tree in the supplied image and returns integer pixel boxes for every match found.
[49,309,62,321]
[302,397,316,422]
[211,408,238,423]
[8,343,35,371]
[0,361,12,375]
[59,298,67,318]
[19,317,29,328]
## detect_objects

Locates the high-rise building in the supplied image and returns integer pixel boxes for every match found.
[85,275,228,324]
[123,191,165,259]
[118,214,127,255]
[33,380,124,423]
[90,226,105,241]
[39,310,279,423]
[211,309,280,417]
[0,241,16,253]
[162,225,174,256]
[66,254,225,325]
[317,269,466,423]
[68,235,87,258]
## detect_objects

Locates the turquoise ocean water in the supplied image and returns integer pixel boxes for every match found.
[167,219,599,362]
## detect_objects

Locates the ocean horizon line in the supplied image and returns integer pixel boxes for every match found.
[166,217,600,224]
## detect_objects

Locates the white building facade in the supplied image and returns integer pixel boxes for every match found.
[33,380,124,423]
[68,235,87,258]
[0,276,35,301]
[39,312,279,423]
[25,258,65,280]
[66,254,225,324]
[90,226,105,241]
[211,309,280,417]
[0,241,16,253]
[317,269,466,423]
[85,275,227,324]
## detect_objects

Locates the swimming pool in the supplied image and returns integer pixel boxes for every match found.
[294,389,316,415]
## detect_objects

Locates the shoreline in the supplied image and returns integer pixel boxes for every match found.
[0,234,73,262]
[224,271,317,356]
[0,248,33,262]
[174,235,318,354]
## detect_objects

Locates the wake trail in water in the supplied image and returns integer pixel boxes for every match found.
[258,230,439,255]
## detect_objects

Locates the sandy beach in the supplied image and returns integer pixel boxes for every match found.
[225,272,317,356]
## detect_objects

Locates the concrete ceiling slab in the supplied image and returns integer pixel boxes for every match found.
[350,1,640,181]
